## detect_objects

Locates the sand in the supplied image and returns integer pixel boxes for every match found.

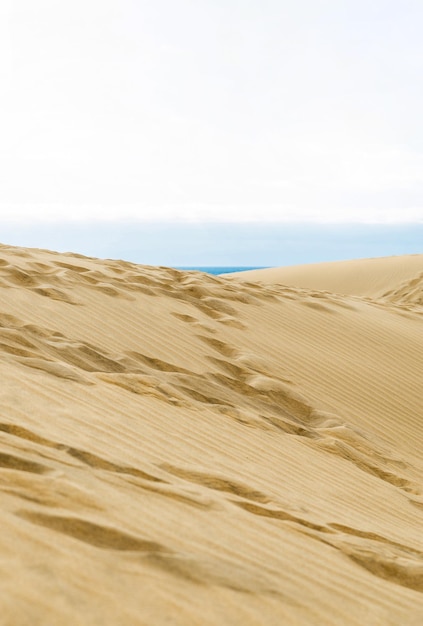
[0,243,422,625]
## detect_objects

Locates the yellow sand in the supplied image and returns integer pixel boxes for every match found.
[231,254,423,304]
[0,243,422,625]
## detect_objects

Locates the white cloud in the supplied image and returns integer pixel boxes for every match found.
[1,1,423,224]
[0,203,421,224]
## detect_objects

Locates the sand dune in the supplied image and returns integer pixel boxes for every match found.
[231,254,423,304]
[0,244,422,625]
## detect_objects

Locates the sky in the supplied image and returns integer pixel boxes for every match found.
[1,1,422,264]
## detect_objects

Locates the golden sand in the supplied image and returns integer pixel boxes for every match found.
[0,244,422,625]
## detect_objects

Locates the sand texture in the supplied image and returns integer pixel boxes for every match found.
[0,244,422,625]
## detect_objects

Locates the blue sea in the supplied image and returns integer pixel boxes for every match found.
[176,267,269,275]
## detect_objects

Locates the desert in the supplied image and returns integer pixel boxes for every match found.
[0,243,422,625]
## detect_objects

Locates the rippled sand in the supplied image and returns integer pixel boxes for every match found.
[0,243,422,625]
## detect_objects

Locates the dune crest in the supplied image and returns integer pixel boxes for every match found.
[230,254,423,301]
[0,244,422,625]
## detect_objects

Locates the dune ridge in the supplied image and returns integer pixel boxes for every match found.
[230,254,423,303]
[0,243,422,625]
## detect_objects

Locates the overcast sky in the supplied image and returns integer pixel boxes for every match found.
[1,0,423,227]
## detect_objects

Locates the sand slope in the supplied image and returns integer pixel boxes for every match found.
[231,254,423,304]
[0,244,422,625]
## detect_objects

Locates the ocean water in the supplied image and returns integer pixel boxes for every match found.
[176,267,269,275]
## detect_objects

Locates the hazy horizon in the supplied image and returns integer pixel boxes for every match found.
[1,221,421,267]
